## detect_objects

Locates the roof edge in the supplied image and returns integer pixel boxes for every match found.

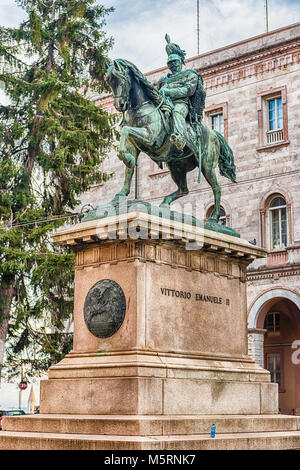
[145,22,300,77]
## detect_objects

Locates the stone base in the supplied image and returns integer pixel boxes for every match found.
[1,414,300,450]
[1,215,287,450]
[39,351,278,416]
[45,214,276,416]
[40,377,278,416]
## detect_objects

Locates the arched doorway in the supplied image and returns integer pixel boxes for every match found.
[248,288,300,414]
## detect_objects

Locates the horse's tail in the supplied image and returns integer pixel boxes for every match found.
[215,131,237,183]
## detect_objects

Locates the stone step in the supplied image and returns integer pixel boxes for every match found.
[1,429,300,450]
[2,414,300,436]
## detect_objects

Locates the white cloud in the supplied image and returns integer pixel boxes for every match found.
[0,0,26,27]
[0,0,299,72]
[101,0,300,72]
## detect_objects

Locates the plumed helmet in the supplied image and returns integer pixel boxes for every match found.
[165,34,186,65]
[167,53,183,64]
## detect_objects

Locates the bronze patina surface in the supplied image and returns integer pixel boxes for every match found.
[95,34,238,237]
[83,198,240,238]
[84,279,126,338]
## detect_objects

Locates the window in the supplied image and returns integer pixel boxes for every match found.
[268,97,283,131]
[264,312,280,335]
[257,86,288,150]
[266,96,283,144]
[206,206,227,226]
[269,196,287,249]
[260,191,292,257]
[211,113,224,135]
[204,103,228,140]
[266,353,281,386]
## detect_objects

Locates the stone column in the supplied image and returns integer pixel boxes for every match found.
[248,328,267,368]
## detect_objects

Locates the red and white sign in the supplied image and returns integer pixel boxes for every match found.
[18,381,28,391]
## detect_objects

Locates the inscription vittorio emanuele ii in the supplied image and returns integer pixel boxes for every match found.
[160,287,230,305]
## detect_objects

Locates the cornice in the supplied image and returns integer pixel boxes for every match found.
[95,27,300,105]
[145,23,300,77]
[247,263,300,281]
[200,40,300,78]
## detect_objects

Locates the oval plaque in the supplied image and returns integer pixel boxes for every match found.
[84,279,126,338]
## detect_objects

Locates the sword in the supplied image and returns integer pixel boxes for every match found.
[194,116,202,183]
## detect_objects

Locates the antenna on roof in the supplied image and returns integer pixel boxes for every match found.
[197,0,200,55]
[265,0,269,33]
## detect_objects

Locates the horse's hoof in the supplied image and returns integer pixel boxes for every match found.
[159,203,171,209]
[112,193,126,203]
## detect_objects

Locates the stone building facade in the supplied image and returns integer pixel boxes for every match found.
[81,22,300,414]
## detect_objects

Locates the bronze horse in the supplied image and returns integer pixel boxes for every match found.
[105,59,236,223]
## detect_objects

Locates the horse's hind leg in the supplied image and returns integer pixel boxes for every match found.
[160,163,188,207]
[201,131,222,222]
[202,166,221,222]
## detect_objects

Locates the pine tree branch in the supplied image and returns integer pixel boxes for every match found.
[0,0,114,378]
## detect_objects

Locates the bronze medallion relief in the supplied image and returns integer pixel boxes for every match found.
[84,279,126,338]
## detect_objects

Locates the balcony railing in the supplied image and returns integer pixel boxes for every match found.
[266,128,284,144]
[267,249,288,266]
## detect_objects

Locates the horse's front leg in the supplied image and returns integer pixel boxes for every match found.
[118,126,136,168]
[114,125,154,201]
[114,138,139,200]
[113,166,135,200]
[118,125,153,168]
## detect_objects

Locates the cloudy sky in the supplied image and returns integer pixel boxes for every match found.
[0,0,299,73]
[100,0,300,71]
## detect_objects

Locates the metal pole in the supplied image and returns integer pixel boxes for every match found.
[197,0,200,55]
[135,162,138,200]
[18,361,24,409]
[265,0,269,33]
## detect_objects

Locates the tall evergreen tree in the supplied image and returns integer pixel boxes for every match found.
[0,0,115,380]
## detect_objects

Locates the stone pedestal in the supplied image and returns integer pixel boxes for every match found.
[40,211,277,415]
[2,211,300,449]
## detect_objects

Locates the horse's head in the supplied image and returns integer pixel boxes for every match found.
[104,59,131,112]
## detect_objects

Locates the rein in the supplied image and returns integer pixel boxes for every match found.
[129,96,165,116]
[118,96,165,128]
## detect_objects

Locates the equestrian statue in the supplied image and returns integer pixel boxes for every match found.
[103,34,237,225]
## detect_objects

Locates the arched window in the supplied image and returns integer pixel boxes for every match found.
[206,206,227,226]
[260,191,291,255]
[268,196,287,249]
